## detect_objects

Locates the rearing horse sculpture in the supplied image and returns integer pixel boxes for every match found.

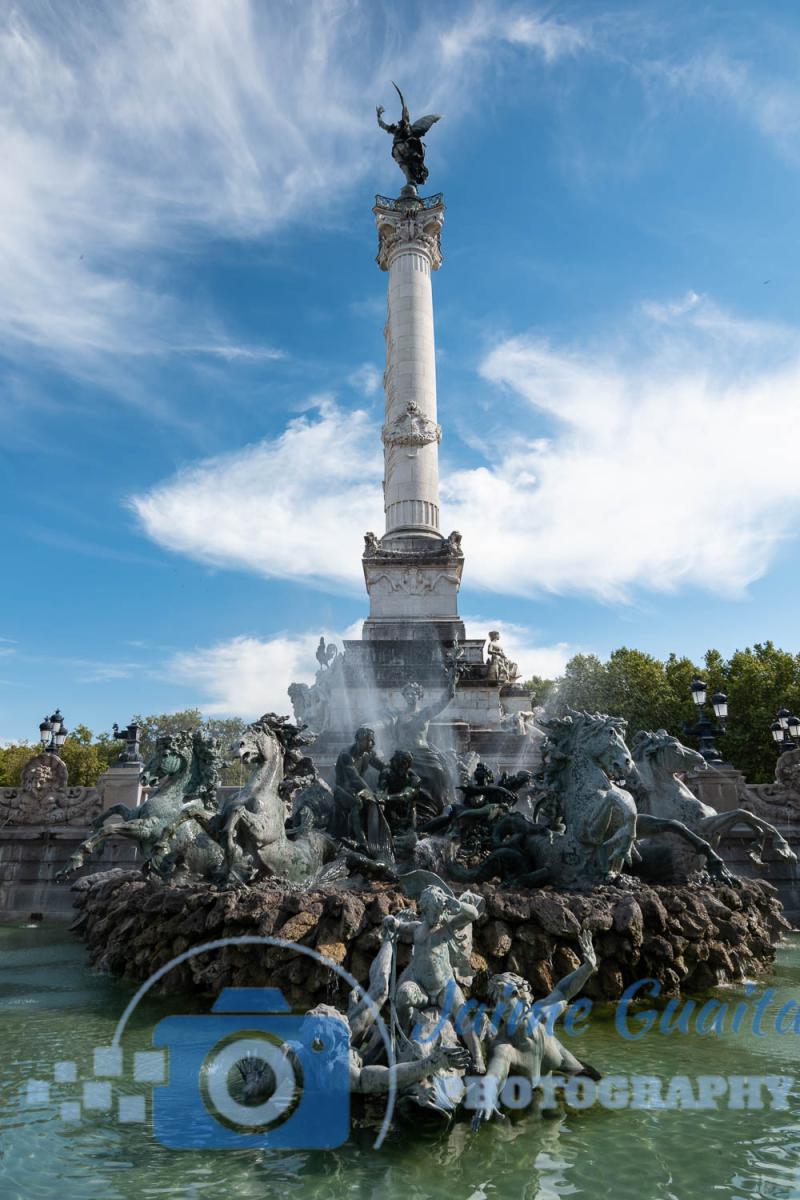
[158,713,335,884]
[631,729,796,878]
[57,730,225,881]
[538,709,638,879]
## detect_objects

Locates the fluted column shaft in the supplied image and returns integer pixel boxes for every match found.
[374,197,445,543]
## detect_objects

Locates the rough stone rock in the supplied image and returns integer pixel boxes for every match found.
[529,892,582,937]
[612,896,644,947]
[638,890,669,933]
[483,919,513,958]
[70,872,788,1005]
[316,941,347,965]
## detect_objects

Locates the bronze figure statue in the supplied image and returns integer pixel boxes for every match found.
[376,82,441,188]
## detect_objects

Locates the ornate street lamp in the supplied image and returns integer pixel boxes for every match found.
[684,678,728,763]
[111,720,144,767]
[770,708,800,754]
[38,709,69,754]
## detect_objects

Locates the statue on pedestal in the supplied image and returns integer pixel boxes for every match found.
[486,631,519,683]
[288,635,343,734]
[376,83,441,189]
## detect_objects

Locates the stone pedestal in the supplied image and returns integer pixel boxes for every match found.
[685,763,747,813]
[96,764,142,813]
[362,539,465,642]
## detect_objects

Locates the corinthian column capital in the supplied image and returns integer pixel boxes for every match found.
[373,198,445,272]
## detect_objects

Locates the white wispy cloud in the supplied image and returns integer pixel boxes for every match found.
[181,342,286,363]
[347,362,382,397]
[167,626,360,717]
[441,7,590,64]
[466,298,799,599]
[131,294,800,602]
[644,48,800,165]
[130,397,383,590]
[0,0,588,372]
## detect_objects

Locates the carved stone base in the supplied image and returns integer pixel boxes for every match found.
[362,539,464,639]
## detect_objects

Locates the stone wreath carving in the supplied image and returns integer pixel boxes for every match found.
[382,401,442,448]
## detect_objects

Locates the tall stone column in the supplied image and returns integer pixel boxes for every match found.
[374,193,445,544]
[361,191,465,643]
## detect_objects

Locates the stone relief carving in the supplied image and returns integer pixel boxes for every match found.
[741,746,800,819]
[381,400,442,449]
[371,568,460,595]
[0,752,102,827]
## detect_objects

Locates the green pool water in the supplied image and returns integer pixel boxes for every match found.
[1,924,800,1200]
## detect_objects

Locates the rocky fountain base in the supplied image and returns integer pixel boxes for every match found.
[72,870,789,1006]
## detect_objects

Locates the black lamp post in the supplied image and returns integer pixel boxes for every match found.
[111,721,143,767]
[770,707,800,754]
[38,708,69,754]
[684,677,728,764]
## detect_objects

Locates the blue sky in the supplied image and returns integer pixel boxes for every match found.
[2,0,800,741]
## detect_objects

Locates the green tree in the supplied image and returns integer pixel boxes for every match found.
[0,726,123,787]
[59,724,123,786]
[0,742,36,786]
[712,643,800,783]
[131,709,248,785]
[522,641,800,784]
[521,674,557,707]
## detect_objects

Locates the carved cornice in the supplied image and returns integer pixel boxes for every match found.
[362,529,464,562]
[374,205,445,272]
[381,400,442,448]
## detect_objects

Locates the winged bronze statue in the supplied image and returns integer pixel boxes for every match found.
[376,82,441,188]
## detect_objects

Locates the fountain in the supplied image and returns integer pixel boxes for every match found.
[50,87,795,1136]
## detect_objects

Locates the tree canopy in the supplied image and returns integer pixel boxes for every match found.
[0,710,249,788]
[524,642,799,783]
[0,724,123,787]
[130,709,248,786]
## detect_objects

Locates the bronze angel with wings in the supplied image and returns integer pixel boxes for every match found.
[376,83,441,188]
